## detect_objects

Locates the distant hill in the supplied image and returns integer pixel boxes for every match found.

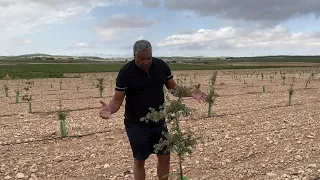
[18,53,52,57]
[15,53,104,60]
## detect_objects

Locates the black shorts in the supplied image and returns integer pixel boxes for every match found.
[125,121,170,161]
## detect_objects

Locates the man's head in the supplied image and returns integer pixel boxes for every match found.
[133,40,152,72]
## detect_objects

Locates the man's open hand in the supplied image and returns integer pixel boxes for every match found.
[99,101,111,119]
[191,84,207,102]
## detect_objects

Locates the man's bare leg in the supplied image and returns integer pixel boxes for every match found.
[157,154,170,180]
[134,158,146,180]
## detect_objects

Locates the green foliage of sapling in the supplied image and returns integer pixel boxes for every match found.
[140,87,200,180]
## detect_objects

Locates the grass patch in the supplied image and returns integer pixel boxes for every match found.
[0,62,312,79]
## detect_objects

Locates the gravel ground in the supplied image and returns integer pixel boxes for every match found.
[0,67,320,180]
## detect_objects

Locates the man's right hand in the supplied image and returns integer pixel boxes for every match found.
[99,101,112,119]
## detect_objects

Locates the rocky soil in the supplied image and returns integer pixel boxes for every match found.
[1,67,320,180]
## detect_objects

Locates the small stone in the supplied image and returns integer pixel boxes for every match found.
[1,164,5,172]
[16,172,25,179]
[107,136,115,140]
[307,135,315,139]
[29,164,37,173]
[266,172,277,177]
[103,164,110,169]
[30,174,37,179]
[298,170,304,174]
[225,134,231,139]
[30,168,38,173]
[306,168,313,174]
[4,176,12,179]
[281,174,290,178]
[308,164,317,168]
[54,156,63,162]
[295,155,303,161]
[287,168,295,173]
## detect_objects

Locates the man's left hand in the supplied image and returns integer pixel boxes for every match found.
[191,84,207,102]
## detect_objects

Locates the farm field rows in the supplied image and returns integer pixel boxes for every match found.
[1,67,320,180]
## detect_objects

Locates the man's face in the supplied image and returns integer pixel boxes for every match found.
[134,49,152,72]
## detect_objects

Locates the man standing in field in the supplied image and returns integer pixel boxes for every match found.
[99,39,207,180]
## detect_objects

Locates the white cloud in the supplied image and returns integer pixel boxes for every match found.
[157,27,239,46]
[95,14,155,40]
[164,0,320,25]
[70,42,89,49]
[64,42,103,50]
[0,0,132,39]
[156,25,320,50]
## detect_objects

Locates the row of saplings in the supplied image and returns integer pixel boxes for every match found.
[2,71,302,179]
[1,73,218,179]
[55,71,306,179]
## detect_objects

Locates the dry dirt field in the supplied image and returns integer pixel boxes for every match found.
[1,67,320,180]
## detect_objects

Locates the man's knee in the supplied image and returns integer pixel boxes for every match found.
[157,154,170,164]
[134,158,145,167]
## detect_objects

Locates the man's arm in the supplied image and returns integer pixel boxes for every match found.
[107,90,125,114]
[165,78,177,91]
[165,78,207,101]
[100,89,126,119]
[165,78,193,97]
[163,61,203,99]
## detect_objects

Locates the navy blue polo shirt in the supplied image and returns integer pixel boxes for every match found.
[115,57,173,125]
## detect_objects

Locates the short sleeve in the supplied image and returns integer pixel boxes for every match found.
[115,69,128,91]
[163,61,173,80]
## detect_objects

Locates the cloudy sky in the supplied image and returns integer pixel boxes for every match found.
[1,0,320,58]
